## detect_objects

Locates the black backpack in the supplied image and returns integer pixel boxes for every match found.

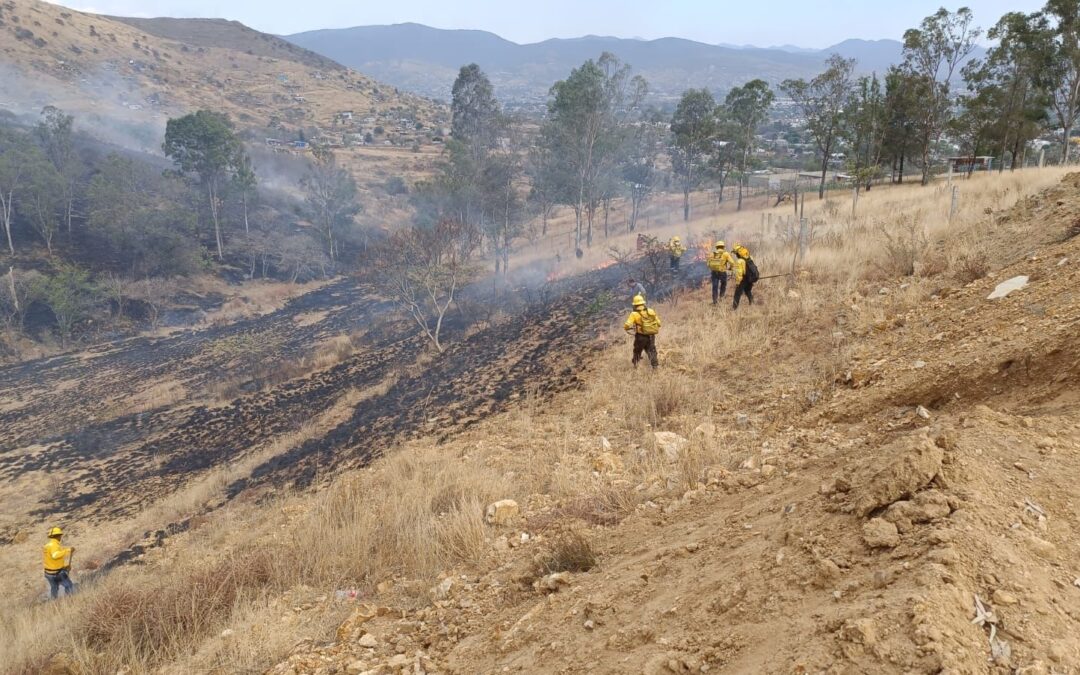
[745,257,760,283]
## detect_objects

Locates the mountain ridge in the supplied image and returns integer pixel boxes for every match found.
[284,23,983,103]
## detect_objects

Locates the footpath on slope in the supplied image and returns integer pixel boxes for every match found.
[269,175,1080,675]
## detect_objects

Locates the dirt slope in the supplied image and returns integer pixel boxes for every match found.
[0,0,440,144]
[269,178,1080,674]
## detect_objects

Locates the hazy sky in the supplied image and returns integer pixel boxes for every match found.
[46,0,1045,47]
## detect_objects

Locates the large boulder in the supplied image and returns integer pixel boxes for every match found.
[853,433,944,517]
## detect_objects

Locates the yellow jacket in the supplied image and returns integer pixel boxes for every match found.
[43,538,72,572]
[624,307,661,335]
[668,240,686,258]
[733,257,746,283]
[707,251,734,273]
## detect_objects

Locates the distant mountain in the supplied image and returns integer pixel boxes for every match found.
[285,24,985,106]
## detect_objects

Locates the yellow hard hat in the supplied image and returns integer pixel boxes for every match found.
[48,526,63,537]
[715,241,725,249]
[632,294,645,307]
[672,236,680,242]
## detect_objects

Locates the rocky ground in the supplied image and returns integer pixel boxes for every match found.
[265,176,1080,674]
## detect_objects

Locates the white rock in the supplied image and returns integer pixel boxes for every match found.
[653,431,689,463]
[914,360,927,369]
[735,413,750,428]
[358,633,378,648]
[220,629,234,638]
[485,499,520,525]
[987,275,1029,300]
[916,405,931,419]
[599,436,612,451]
[1058,258,1069,267]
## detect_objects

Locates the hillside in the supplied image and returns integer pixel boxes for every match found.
[284,24,984,104]
[0,1,442,149]
[2,165,1077,672]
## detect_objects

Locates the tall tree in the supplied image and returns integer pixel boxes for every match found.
[960,11,1049,171]
[301,147,360,264]
[541,52,646,247]
[233,153,258,235]
[845,74,888,192]
[34,106,81,236]
[902,7,981,184]
[882,67,928,183]
[0,128,34,255]
[623,113,662,232]
[670,88,718,220]
[709,108,741,202]
[451,64,502,154]
[23,157,63,254]
[163,110,248,260]
[782,55,856,198]
[725,79,775,210]
[1040,0,1080,163]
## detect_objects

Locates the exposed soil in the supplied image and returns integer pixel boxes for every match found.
[266,177,1080,674]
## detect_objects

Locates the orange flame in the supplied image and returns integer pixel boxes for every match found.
[693,241,711,263]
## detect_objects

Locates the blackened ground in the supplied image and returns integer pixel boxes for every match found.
[1,261,698,538]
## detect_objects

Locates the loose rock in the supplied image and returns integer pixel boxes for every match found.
[853,433,944,517]
[862,518,900,549]
[357,633,378,649]
[485,499,520,525]
[654,432,689,463]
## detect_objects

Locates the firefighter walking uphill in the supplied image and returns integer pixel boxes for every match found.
[623,294,661,369]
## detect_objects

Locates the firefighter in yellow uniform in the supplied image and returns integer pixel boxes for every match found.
[668,236,686,271]
[706,241,735,305]
[43,526,75,599]
[623,294,661,369]
[732,244,757,310]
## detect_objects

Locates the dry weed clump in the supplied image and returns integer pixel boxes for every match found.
[530,531,597,578]
[953,249,991,283]
[873,213,929,277]
[21,553,278,673]
[280,448,511,589]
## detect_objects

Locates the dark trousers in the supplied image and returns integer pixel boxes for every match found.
[733,279,754,309]
[670,256,680,271]
[711,271,728,304]
[45,569,74,599]
[632,333,658,368]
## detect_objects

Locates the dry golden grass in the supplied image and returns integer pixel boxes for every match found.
[2,167,1071,674]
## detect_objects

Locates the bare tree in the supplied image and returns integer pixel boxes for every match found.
[371,218,480,352]
[301,147,360,264]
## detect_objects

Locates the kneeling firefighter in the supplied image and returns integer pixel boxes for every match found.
[623,294,661,369]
